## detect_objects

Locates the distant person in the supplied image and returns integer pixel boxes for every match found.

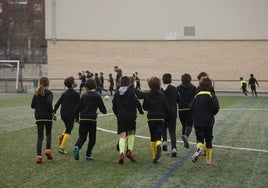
[177,73,197,149]
[114,66,122,89]
[160,73,179,157]
[143,77,168,163]
[73,79,107,161]
[191,76,219,167]
[240,77,248,96]
[112,76,144,164]
[248,74,259,97]
[31,76,54,164]
[78,71,86,95]
[99,72,107,94]
[94,73,102,94]
[134,72,141,90]
[53,76,80,154]
[108,73,114,95]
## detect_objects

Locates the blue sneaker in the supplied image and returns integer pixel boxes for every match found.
[86,155,94,161]
[73,146,79,160]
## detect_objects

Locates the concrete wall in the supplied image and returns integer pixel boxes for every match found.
[45,0,268,40]
[47,40,268,91]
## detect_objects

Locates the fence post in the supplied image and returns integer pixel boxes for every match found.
[33,79,38,92]
[5,79,7,93]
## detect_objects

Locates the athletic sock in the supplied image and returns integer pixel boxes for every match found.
[119,138,126,154]
[60,133,70,149]
[127,134,134,151]
[206,148,213,163]
[150,142,156,159]
[196,142,203,151]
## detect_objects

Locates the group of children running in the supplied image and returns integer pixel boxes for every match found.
[31,70,219,167]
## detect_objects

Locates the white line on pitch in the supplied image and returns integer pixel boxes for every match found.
[97,127,268,153]
[220,108,268,111]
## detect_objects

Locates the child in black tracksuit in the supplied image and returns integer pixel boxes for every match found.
[31,76,54,164]
[143,77,168,163]
[177,73,197,148]
[53,76,80,154]
[190,76,219,167]
[73,78,107,161]
[112,76,144,164]
[161,73,179,157]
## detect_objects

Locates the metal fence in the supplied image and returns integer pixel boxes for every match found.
[1,77,268,94]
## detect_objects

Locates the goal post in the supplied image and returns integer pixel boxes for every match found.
[0,60,20,92]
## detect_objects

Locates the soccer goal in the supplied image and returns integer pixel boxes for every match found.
[0,60,20,92]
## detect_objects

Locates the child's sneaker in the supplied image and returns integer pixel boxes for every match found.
[36,156,42,164]
[45,149,53,160]
[171,148,177,157]
[206,162,214,167]
[162,141,168,151]
[58,148,67,154]
[182,135,189,148]
[118,153,124,164]
[126,150,136,162]
[58,135,64,146]
[192,147,203,163]
[86,155,94,161]
[73,146,79,160]
[154,144,162,162]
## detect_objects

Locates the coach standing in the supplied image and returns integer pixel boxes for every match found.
[114,66,122,90]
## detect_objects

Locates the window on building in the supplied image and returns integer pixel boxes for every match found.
[33,3,42,12]
[0,3,3,13]
[8,0,27,4]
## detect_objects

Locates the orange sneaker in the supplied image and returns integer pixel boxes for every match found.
[36,156,42,164]
[45,149,53,160]
[118,153,124,164]
[126,150,136,162]
[58,135,64,146]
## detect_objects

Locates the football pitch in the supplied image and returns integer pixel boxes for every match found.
[0,93,268,188]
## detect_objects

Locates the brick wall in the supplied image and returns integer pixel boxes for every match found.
[47,40,268,91]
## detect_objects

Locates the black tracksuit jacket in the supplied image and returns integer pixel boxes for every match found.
[190,91,219,128]
[54,89,80,120]
[31,90,53,120]
[161,85,179,118]
[177,83,197,110]
[75,91,107,119]
[112,88,143,121]
[143,91,168,120]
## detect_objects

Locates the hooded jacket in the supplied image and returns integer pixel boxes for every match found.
[75,91,106,119]
[143,91,168,120]
[161,84,179,118]
[54,88,80,120]
[31,90,53,120]
[177,83,197,110]
[190,91,219,127]
[112,87,143,121]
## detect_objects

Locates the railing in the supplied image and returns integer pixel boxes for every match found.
[0,47,47,64]
[1,77,268,94]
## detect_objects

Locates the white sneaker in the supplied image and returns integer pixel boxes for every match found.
[192,147,203,163]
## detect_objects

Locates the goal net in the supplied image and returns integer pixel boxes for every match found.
[0,60,20,92]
